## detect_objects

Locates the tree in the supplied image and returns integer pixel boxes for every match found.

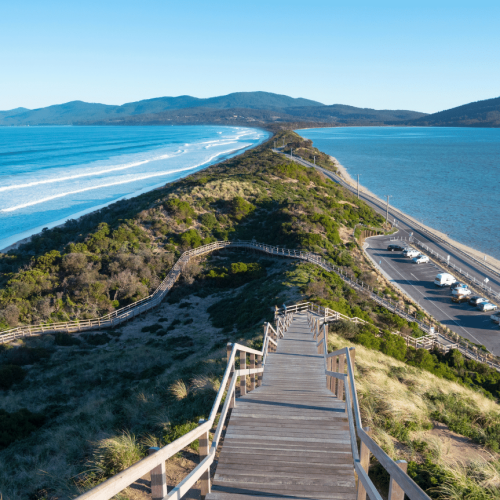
[380,330,407,361]
[231,197,255,221]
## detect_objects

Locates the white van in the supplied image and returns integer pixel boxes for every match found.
[434,273,456,287]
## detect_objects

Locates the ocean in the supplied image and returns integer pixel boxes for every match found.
[298,127,500,260]
[0,125,269,250]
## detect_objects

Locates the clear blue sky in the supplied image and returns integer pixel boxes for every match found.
[1,0,499,113]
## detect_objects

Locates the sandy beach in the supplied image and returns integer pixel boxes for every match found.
[331,155,500,274]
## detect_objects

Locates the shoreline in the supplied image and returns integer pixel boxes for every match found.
[0,130,271,253]
[331,155,500,273]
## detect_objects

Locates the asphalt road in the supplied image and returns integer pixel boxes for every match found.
[365,235,500,354]
[277,150,500,354]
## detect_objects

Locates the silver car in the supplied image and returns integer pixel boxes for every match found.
[478,302,498,312]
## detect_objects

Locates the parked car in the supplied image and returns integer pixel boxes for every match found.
[452,295,470,304]
[434,273,456,287]
[469,296,488,306]
[387,243,405,251]
[451,282,467,290]
[405,249,421,258]
[478,302,498,312]
[491,312,500,323]
[452,286,471,297]
[413,255,429,264]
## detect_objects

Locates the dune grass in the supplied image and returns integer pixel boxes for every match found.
[328,331,500,498]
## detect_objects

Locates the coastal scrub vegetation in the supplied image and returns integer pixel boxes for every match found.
[1,130,499,499]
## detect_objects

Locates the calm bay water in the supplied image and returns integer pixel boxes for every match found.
[0,125,269,250]
[298,127,500,260]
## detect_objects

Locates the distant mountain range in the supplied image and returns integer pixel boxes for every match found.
[0,91,499,128]
[401,96,500,127]
[0,92,425,127]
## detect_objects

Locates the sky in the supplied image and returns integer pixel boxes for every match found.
[1,0,499,113]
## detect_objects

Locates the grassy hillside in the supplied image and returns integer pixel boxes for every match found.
[0,131,499,499]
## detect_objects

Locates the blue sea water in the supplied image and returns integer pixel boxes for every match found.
[298,127,500,260]
[0,125,269,250]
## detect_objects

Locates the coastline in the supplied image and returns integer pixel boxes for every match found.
[0,130,270,253]
[331,155,500,273]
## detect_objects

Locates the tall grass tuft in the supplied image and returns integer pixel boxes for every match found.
[170,379,189,400]
[190,375,220,394]
[88,431,143,477]
[437,459,500,499]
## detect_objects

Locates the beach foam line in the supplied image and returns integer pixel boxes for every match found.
[0,148,238,213]
[0,151,179,193]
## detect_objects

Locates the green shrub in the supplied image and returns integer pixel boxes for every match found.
[179,229,203,248]
[380,330,407,361]
[55,332,81,346]
[199,213,218,229]
[141,324,163,333]
[82,333,111,346]
[231,197,255,221]
[0,365,26,390]
[407,459,452,498]
[0,408,45,449]
[3,346,51,366]
[165,199,196,220]
[163,422,199,451]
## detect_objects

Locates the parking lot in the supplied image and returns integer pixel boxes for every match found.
[365,236,500,355]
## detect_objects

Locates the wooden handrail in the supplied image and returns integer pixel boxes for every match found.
[308,309,431,500]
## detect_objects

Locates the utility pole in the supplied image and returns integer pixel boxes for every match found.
[313,156,316,165]
[356,174,361,199]
[385,195,392,224]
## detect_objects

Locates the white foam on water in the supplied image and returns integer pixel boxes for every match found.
[0,147,240,213]
[0,152,176,193]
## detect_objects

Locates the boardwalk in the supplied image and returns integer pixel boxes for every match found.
[207,314,357,500]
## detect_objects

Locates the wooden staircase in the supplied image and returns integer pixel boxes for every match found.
[207,313,356,499]
[76,303,431,500]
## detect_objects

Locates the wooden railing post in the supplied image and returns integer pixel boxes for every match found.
[249,353,255,391]
[148,447,167,500]
[240,350,246,396]
[257,355,262,387]
[227,344,235,408]
[356,427,371,500]
[330,355,338,395]
[198,419,211,499]
[389,460,407,500]
[338,354,345,402]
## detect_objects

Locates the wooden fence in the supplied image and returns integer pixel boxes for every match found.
[310,303,456,353]
[0,239,490,367]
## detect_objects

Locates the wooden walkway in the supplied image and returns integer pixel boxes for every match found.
[207,313,357,500]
